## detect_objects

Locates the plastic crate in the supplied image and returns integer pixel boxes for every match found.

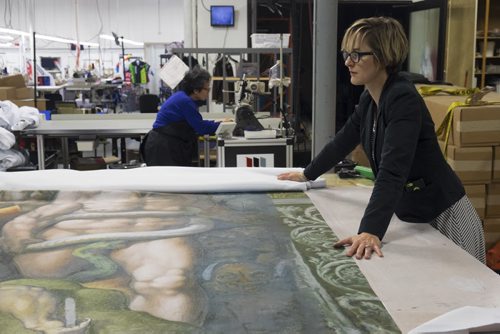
[250,34,290,48]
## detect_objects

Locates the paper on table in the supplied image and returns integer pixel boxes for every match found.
[408,306,500,334]
[160,55,189,89]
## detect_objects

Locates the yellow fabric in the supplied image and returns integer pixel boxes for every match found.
[417,86,480,97]
[418,86,500,156]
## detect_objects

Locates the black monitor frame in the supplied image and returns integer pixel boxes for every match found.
[210,5,235,27]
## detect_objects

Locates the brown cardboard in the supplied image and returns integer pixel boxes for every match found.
[15,87,35,99]
[11,99,47,110]
[0,87,17,100]
[444,143,492,184]
[0,74,26,88]
[350,145,370,167]
[479,91,500,102]
[494,146,500,181]
[486,183,500,217]
[464,184,486,219]
[483,218,500,250]
[423,94,500,147]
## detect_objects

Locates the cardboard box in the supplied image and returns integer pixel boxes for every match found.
[250,33,291,48]
[486,183,500,217]
[443,143,492,184]
[11,99,47,110]
[0,74,26,88]
[423,94,500,147]
[349,144,370,167]
[0,87,16,100]
[493,146,500,181]
[465,184,486,219]
[76,140,97,152]
[15,87,35,99]
[483,218,500,250]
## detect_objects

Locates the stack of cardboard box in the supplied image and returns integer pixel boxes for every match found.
[422,89,500,250]
[0,74,47,110]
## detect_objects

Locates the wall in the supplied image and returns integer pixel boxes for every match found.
[0,0,248,98]
[2,0,184,44]
[192,0,248,48]
[184,0,248,113]
[0,0,184,92]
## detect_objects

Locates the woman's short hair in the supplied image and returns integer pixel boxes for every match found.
[179,66,211,95]
[341,17,408,74]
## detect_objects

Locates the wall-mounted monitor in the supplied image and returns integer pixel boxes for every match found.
[210,6,235,27]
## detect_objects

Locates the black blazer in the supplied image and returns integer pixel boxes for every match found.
[304,73,465,240]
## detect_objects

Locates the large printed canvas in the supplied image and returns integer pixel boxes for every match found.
[0,190,400,333]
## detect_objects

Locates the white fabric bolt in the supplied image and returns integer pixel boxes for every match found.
[0,127,15,150]
[11,106,40,131]
[0,167,324,192]
[0,101,20,129]
[0,149,26,170]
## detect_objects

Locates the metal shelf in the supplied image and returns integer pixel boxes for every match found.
[170,48,293,119]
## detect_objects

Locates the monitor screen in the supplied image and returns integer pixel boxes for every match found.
[210,6,235,27]
[40,57,61,70]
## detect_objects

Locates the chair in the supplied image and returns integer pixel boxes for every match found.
[139,94,160,113]
[44,93,63,111]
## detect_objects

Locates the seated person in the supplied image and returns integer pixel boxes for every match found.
[143,67,220,166]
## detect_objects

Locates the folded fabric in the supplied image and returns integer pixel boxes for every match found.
[0,149,26,171]
[409,306,500,334]
[0,127,15,150]
[0,100,20,129]
[11,106,41,131]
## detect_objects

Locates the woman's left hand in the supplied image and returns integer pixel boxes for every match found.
[334,232,383,259]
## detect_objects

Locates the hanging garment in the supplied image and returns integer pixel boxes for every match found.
[129,60,150,84]
[212,56,235,105]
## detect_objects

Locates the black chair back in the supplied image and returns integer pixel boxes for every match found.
[139,94,160,113]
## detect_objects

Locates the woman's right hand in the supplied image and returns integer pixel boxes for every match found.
[277,172,308,182]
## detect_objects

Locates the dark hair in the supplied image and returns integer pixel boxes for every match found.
[179,66,211,95]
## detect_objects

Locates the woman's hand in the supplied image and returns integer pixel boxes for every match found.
[277,172,308,182]
[334,232,383,259]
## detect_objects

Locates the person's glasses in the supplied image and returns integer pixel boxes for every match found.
[341,50,374,63]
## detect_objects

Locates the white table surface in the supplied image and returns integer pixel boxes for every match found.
[307,184,500,333]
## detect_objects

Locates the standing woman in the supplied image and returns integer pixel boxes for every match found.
[278,17,486,263]
[143,66,220,166]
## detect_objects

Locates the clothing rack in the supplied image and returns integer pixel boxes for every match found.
[119,55,143,61]
[169,48,293,119]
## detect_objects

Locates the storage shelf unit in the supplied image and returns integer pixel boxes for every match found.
[476,0,500,88]
[170,47,293,118]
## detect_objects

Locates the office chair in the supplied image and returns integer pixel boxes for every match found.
[44,93,63,111]
[139,94,160,113]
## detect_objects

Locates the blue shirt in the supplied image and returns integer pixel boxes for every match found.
[152,91,219,135]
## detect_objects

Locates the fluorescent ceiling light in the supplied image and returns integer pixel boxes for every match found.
[0,27,30,37]
[0,42,14,47]
[36,34,99,47]
[0,35,14,41]
[100,34,144,46]
[0,27,99,47]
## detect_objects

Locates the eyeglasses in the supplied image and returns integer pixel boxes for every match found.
[341,50,374,63]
